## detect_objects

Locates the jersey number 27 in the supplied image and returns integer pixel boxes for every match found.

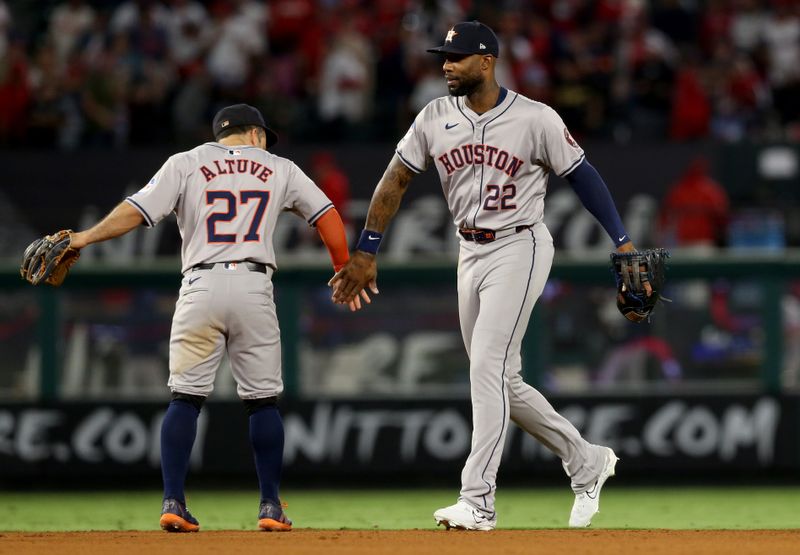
[206,190,271,243]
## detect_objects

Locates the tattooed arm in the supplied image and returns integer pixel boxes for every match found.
[329,154,416,305]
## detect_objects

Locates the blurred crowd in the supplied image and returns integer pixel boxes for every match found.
[0,0,798,149]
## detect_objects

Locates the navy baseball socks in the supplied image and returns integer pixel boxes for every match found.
[157,400,291,531]
[250,405,292,531]
[159,399,200,532]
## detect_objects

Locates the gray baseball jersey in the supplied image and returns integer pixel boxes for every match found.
[127,143,332,274]
[126,142,333,398]
[396,90,584,231]
[398,90,607,515]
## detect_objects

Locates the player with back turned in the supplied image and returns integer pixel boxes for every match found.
[331,21,647,530]
[21,104,371,532]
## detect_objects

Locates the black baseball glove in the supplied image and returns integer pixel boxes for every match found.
[20,229,81,286]
[610,248,669,323]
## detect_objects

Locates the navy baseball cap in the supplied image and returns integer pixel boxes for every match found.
[427,21,500,57]
[212,103,278,147]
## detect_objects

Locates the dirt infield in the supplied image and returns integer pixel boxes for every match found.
[2,530,799,555]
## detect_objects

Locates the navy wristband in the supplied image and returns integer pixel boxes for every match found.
[356,229,383,255]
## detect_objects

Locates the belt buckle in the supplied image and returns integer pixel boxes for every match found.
[223,262,238,270]
[460,228,496,244]
[474,230,495,244]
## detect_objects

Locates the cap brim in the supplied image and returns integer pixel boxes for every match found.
[426,45,476,55]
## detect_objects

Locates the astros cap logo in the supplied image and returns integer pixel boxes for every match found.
[445,28,457,43]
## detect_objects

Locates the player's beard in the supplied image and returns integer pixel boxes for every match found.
[447,73,483,97]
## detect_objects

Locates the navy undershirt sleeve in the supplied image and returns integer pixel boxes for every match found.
[565,159,630,247]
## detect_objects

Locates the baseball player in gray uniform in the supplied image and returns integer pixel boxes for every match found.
[66,104,367,532]
[331,22,642,530]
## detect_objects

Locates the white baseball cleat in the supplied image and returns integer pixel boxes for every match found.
[434,500,497,531]
[569,447,619,528]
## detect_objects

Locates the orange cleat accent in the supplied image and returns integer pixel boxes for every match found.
[160,513,200,533]
[257,499,292,531]
[258,517,292,531]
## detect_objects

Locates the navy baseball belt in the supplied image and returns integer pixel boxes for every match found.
[459,225,532,244]
[190,261,267,273]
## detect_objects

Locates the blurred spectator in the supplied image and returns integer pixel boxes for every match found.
[409,57,447,113]
[27,43,66,147]
[206,0,266,91]
[730,0,768,53]
[669,53,711,140]
[618,9,677,139]
[0,0,797,147]
[762,0,800,126]
[268,0,314,54]
[172,65,211,145]
[700,0,732,56]
[0,0,9,60]
[164,0,210,76]
[552,57,595,134]
[311,150,351,226]
[317,16,374,139]
[80,37,129,147]
[709,45,769,141]
[0,37,31,145]
[48,0,96,65]
[658,157,730,249]
[109,0,169,36]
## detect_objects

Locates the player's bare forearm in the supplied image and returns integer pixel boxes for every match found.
[364,154,415,232]
[329,155,414,304]
[71,201,145,249]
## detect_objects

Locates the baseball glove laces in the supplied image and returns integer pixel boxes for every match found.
[610,248,670,323]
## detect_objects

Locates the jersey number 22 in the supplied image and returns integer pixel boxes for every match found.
[483,184,516,210]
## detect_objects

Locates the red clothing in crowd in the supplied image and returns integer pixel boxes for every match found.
[311,151,351,226]
[670,67,711,140]
[659,158,730,246]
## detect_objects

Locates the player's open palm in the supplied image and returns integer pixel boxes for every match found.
[329,251,379,311]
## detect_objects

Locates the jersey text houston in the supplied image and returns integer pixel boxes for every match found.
[437,144,524,177]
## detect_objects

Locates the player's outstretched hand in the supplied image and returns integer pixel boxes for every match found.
[345,288,375,312]
[328,251,379,307]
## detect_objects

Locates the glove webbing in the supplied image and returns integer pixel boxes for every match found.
[619,255,649,292]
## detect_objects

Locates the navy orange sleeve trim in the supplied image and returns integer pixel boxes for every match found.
[308,202,334,226]
[315,208,350,271]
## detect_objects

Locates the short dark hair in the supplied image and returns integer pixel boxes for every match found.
[215,125,265,141]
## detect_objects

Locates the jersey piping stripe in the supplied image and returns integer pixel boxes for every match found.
[395,150,424,173]
[478,229,536,507]
[454,99,477,228]
[558,154,586,178]
[125,197,154,227]
[470,92,519,228]
[307,202,334,225]
[455,98,476,128]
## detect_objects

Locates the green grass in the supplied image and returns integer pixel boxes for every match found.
[1,488,798,531]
